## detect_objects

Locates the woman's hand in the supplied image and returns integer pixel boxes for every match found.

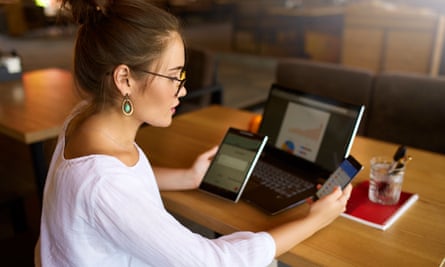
[154,146,218,191]
[269,184,353,257]
[188,146,218,188]
[307,184,352,229]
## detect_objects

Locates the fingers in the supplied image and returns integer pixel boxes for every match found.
[321,185,352,207]
[208,146,218,155]
[201,146,218,160]
[305,196,314,205]
[329,186,343,199]
[343,183,353,197]
[339,184,352,203]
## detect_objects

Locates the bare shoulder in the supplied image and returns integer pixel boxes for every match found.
[64,125,139,167]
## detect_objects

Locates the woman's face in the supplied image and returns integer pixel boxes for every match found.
[131,33,186,127]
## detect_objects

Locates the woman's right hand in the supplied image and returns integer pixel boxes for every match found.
[307,184,352,230]
[269,184,353,257]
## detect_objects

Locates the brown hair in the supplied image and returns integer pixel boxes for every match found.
[60,0,181,111]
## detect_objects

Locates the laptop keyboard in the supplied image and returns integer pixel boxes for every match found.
[252,161,314,198]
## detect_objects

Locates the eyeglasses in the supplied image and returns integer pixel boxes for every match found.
[136,69,186,97]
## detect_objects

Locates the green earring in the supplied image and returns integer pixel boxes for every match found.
[121,93,133,116]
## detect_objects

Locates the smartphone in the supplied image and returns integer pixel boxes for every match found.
[315,155,363,200]
[199,128,268,202]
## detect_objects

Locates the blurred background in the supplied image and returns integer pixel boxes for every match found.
[1,0,444,266]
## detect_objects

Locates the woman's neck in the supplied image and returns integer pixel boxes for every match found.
[64,109,141,166]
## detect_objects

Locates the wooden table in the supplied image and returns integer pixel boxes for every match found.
[136,105,445,267]
[0,68,80,197]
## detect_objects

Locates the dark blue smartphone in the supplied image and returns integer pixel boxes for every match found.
[315,155,363,200]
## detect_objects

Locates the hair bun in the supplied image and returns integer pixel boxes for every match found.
[61,0,112,25]
[95,0,111,15]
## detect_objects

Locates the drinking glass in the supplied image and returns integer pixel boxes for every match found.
[368,156,405,205]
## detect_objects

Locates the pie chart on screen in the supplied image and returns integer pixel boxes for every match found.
[281,140,295,153]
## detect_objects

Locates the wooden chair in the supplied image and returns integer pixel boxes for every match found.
[178,46,223,113]
[366,72,445,154]
[275,58,374,135]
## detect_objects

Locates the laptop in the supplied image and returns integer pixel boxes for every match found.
[242,83,365,215]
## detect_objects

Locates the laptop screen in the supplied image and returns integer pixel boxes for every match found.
[258,84,364,172]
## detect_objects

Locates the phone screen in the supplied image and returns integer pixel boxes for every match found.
[315,155,363,199]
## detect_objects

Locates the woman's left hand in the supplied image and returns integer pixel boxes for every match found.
[189,146,218,188]
[154,146,218,191]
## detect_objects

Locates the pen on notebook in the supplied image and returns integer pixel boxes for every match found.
[388,145,406,174]
[394,155,412,171]
[388,155,412,176]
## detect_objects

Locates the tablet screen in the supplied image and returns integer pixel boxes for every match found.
[199,127,268,202]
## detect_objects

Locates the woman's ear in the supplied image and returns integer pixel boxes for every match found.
[113,64,131,95]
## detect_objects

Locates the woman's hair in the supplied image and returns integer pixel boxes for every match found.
[60,0,181,111]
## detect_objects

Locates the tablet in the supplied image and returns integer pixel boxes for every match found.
[199,127,268,202]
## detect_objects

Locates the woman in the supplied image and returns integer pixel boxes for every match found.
[36,1,352,266]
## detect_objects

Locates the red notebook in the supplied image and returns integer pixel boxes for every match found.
[341,181,418,231]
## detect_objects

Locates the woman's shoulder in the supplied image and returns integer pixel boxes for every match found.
[64,125,140,167]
